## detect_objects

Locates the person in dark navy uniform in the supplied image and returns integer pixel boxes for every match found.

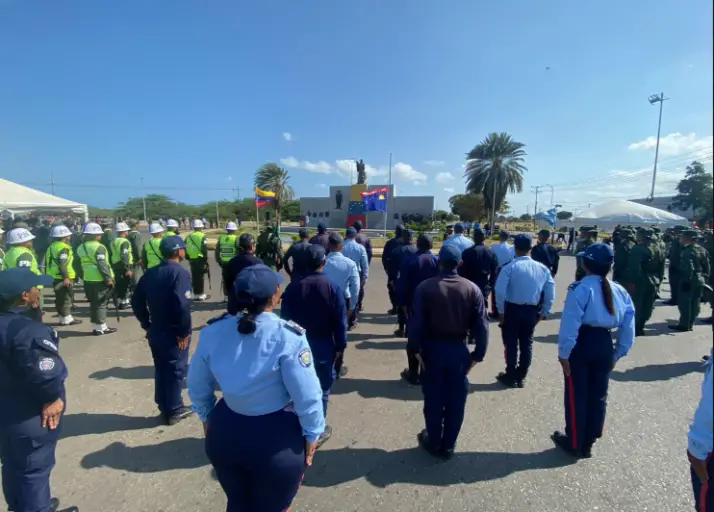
[530,229,560,277]
[308,223,330,251]
[131,235,194,426]
[458,227,498,310]
[225,233,263,315]
[381,224,404,314]
[281,244,347,447]
[0,268,79,512]
[552,243,635,458]
[408,245,489,459]
[283,228,312,278]
[389,228,417,337]
[188,264,324,512]
[397,233,439,385]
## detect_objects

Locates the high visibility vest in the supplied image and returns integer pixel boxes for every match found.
[0,248,4,269]
[143,238,163,269]
[2,246,40,275]
[218,234,237,263]
[77,240,113,282]
[185,231,205,259]
[110,238,133,266]
[45,241,75,280]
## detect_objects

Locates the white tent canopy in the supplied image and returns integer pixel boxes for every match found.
[573,199,688,231]
[0,178,88,219]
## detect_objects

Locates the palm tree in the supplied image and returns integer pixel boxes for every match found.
[464,132,527,232]
[254,163,295,225]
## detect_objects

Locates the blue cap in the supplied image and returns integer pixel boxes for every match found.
[499,230,510,238]
[307,244,326,268]
[438,244,462,264]
[159,235,186,256]
[453,222,465,233]
[317,222,327,232]
[473,227,485,237]
[345,227,357,237]
[234,264,284,302]
[402,228,413,239]
[513,234,533,250]
[298,227,309,238]
[577,242,614,265]
[0,267,53,299]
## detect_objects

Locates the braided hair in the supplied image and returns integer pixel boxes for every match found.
[583,258,615,315]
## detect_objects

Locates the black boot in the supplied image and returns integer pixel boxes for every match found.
[417,429,442,458]
[551,430,579,457]
[496,372,517,388]
[165,406,194,426]
[317,425,332,448]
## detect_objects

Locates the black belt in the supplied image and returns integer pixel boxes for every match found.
[579,325,611,333]
[505,301,539,309]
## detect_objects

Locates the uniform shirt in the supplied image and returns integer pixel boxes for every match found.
[530,242,560,276]
[381,236,402,274]
[355,232,373,263]
[442,233,474,252]
[491,241,515,268]
[283,240,312,277]
[186,312,325,442]
[0,307,67,430]
[131,260,192,339]
[494,256,555,316]
[687,350,713,460]
[458,243,498,295]
[557,275,635,360]
[225,253,263,315]
[397,250,439,308]
[407,270,489,362]
[388,243,417,281]
[323,251,359,301]
[341,239,369,281]
[127,230,143,265]
[281,272,347,361]
[308,233,330,252]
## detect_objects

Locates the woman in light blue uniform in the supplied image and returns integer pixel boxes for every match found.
[187,264,325,512]
[551,243,636,458]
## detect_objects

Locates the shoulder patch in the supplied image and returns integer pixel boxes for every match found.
[284,320,306,335]
[42,338,58,351]
[39,357,55,371]
[184,290,192,299]
[298,347,312,368]
[206,312,231,325]
[568,281,581,291]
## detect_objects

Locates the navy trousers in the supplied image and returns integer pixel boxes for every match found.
[387,280,397,309]
[314,361,335,417]
[563,325,614,453]
[205,400,306,512]
[149,335,190,415]
[420,342,471,451]
[692,456,713,512]
[0,422,60,512]
[501,302,539,379]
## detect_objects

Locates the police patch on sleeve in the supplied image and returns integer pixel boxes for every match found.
[284,320,306,335]
[568,281,581,291]
[39,358,55,371]
[184,290,192,299]
[298,348,312,368]
[42,339,59,352]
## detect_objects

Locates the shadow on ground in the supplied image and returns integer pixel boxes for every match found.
[81,438,209,472]
[611,361,704,382]
[333,378,503,401]
[89,365,155,380]
[62,412,159,438]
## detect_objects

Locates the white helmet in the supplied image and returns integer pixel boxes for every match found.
[167,218,179,228]
[192,219,204,229]
[225,221,237,231]
[149,222,165,234]
[83,222,104,235]
[50,225,72,238]
[6,228,35,244]
[0,227,4,235]
[115,222,130,232]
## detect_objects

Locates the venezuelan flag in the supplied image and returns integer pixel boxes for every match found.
[255,187,276,207]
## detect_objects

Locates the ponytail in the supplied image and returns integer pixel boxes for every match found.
[600,276,615,316]
[236,297,270,335]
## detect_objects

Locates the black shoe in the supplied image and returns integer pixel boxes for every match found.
[51,498,60,512]
[417,429,442,458]
[394,327,405,337]
[338,366,348,378]
[664,299,677,306]
[387,308,397,315]
[59,507,79,512]
[702,355,710,362]
[118,303,130,310]
[165,406,194,426]
[440,448,455,460]
[347,323,356,331]
[317,425,332,449]
[635,329,645,337]
[580,442,594,459]
[551,430,579,457]
[400,369,420,386]
[59,319,83,326]
[516,378,525,388]
[496,372,517,388]
[93,327,118,336]
[488,312,499,320]
[668,324,691,332]
[701,317,713,324]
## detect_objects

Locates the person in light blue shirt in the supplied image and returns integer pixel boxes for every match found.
[341,227,369,328]
[442,222,474,252]
[494,234,555,388]
[687,344,713,512]
[491,230,515,269]
[187,264,324,512]
[322,232,360,315]
[551,243,635,460]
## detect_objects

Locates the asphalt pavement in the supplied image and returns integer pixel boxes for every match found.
[4,254,710,512]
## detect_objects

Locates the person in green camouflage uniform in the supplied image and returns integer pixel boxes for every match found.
[650,226,666,298]
[574,227,597,281]
[702,230,714,324]
[255,224,283,270]
[669,229,711,331]
[665,225,686,306]
[625,228,664,336]
[613,228,635,284]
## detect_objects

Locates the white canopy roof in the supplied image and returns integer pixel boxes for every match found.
[0,178,88,219]
[573,199,688,230]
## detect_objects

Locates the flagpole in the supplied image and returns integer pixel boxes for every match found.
[385,152,392,236]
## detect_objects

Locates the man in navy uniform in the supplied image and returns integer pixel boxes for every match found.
[0,268,79,512]
[225,233,263,315]
[131,235,194,426]
[281,244,346,447]
[388,228,417,337]
[283,227,312,278]
[352,220,373,317]
[381,224,404,315]
[531,229,560,277]
[309,223,330,251]
[458,227,498,311]
[408,245,489,459]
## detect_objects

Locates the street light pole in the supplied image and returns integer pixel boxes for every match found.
[141,177,148,224]
[648,92,668,201]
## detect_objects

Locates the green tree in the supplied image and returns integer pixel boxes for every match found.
[254,163,295,224]
[519,213,533,221]
[449,193,487,221]
[672,161,713,222]
[557,210,573,220]
[281,200,301,222]
[464,132,527,231]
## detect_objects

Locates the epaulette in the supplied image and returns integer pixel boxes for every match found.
[283,320,306,335]
[206,312,232,325]
[568,281,581,291]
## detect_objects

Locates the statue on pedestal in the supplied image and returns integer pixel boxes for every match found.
[356,159,367,185]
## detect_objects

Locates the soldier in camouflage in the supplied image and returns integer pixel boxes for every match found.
[613,228,635,284]
[665,225,686,306]
[625,228,664,336]
[669,229,711,331]
[702,230,714,324]
[574,227,597,281]
[256,224,283,271]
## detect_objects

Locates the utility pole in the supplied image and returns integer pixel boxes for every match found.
[648,92,668,201]
[50,172,56,195]
[385,152,392,234]
[531,185,541,229]
[141,178,148,224]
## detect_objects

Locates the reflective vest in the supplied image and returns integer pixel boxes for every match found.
[0,248,4,269]
[110,237,133,266]
[185,231,205,259]
[218,234,237,263]
[77,240,113,282]
[45,241,75,280]
[143,238,163,269]
[2,246,40,275]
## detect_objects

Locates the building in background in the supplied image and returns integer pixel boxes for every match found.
[630,196,694,220]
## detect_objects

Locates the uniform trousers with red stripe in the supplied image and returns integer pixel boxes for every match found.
[563,325,613,453]
[691,455,713,512]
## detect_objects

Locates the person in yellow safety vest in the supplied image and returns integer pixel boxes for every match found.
[111,222,134,310]
[2,227,44,322]
[77,222,117,336]
[142,223,165,271]
[165,218,180,237]
[127,220,143,288]
[0,228,5,269]
[215,221,239,302]
[185,219,209,301]
[45,225,82,326]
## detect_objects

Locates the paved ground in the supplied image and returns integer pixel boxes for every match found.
[4,254,711,512]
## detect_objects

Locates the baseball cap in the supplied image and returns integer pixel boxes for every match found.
[513,234,533,250]
[438,244,462,264]
[538,229,551,237]
[353,220,363,231]
[577,243,614,265]
[453,222,465,233]
[159,235,186,256]
[682,229,700,238]
[499,230,509,238]
[307,244,326,268]
[402,228,413,239]
[317,222,327,233]
[345,227,357,237]
[298,227,309,238]
[0,268,53,300]
[234,264,284,302]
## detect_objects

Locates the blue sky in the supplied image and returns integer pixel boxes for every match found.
[1,1,712,214]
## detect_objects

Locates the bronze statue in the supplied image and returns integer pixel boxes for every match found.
[356,159,367,185]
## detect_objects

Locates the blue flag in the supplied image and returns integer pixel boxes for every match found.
[361,187,388,212]
[535,208,557,227]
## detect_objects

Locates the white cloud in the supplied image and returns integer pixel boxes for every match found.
[225,176,233,182]
[316,183,327,189]
[280,156,428,183]
[424,160,445,166]
[628,132,713,156]
[443,187,455,193]
[280,156,333,174]
[393,162,427,183]
[282,132,292,141]
[435,171,455,183]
